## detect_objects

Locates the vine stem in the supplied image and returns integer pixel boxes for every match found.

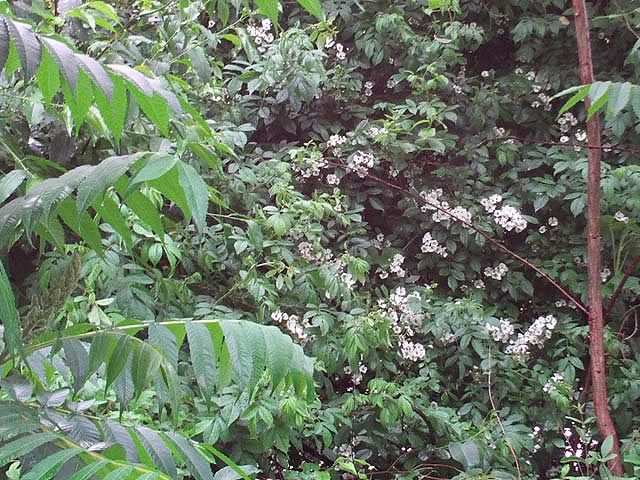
[572,0,623,473]
[487,349,522,480]
[327,160,587,315]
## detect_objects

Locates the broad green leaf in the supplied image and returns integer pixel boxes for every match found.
[67,461,109,480]
[36,47,61,103]
[131,341,162,397]
[76,153,142,218]
[94,195,133,250]
[131,89,170,136]
[147,166,190,220]
[449,441,480,469]
[220,321,254,389]
[94,75,127,145]
[0,260,22,358]
[103,466,133,480]
[296,0,324,21]
[136,426,177,480]
[0,432,57,467]
[587,81,611,119]
[63,339,89,394]
[607,81,632,117]
[557,85,589,116]
[123,190,164,237]
[105,335,133,392]
[254,0,280,27]
[1,374,32,401]
[0,20,9,72]
[177,161,209,232]
[164,432,213,480]
[130,154,178,186]
[21,447,83,480]
[41,37,79,89]
[186,320,218,402]
[57,198,104,255]
[5,19,41,80]
[103,420,139,463]
[149,323,179,367]
[263,325,294,389]
[87,332,116,378]
[77,53,113,99]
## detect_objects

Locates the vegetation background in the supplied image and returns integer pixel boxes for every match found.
[0,0,639,478]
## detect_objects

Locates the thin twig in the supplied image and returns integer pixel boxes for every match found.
[477,135,640,154]
[605,255,640,318]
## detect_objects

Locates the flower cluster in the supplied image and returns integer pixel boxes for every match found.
[325,38,346,60]
[614,210,629,223]
[418,189,473,225]
[297,243,355,290]
[492,204,527,232]
[542,372,564,394]
[557,112,579,133]
[373,232,391,250]
[483,262,508,280]
[388,254,406,278]
[326,173,340,185]
[343,361,368,385]
[363,81,374,97]
[247,19,274,53]
[480,194,503,213]
[291,150,327,179]
[421,232,448,257]
[271,310,311,343]
[367,126,387,137]
[485,318,515,343]
[530,425,543,453]
[346,151,376,178]
[504,314,558,361]
[378,287,428,362]
[327,134,347,149]
[400,339,426,361]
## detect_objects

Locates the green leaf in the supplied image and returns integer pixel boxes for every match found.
[103,466,133,480]
[557,85,589,116]
[41,37,79,90]
[5,19,41,80]
[130,154,178,186]
[607,81,632,117]
[0,170,27,204]
[220,321,255,390]
[263,325,294,389]
[131,90,170,136]
[94,195,133,250]
[76,153,142,219]
[131,341,162,397]
[164,432,213,480]
[0,20,9,72]
[136,426,177,480]
[87,332,115,379]
[63,339,89,394]
[186,320,218,402]
[1,374,32,401]
[449,441,480,469]
[105,335,133,392]
[123,190,164,237]
[67,460,109,480]
[296,0,324,21]
[254,0,280,27]
[0,432,57,467]
[94,75,127,145]
[36,47,61,103]
[176,161,208,232]
[21,447,83,480]
[57,198,104,255]
[587,81,611,119]
[0,259,22,359]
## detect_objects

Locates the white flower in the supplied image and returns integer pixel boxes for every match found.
[575,129,587,141]
[481,70,490,78]
[601,268,611,283]
[548,217,558,227]
[473,279,485,289]
[486,318,515,343]
[389,254,406,277]
[346,151,376,178]
[614,211,629,223]
[505,314,558,361]
[560,135,570,143]
[327,134,347,148]
[480,194,503,213]
[484,263,508,280]
[539,226,547,234]
[493,205,527,232]
[421,232,447,257]
[326,173,340,185]
[400,340,426,362]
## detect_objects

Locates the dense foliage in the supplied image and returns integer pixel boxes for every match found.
[0,0,639,478]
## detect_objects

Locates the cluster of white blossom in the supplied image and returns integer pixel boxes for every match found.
[327,134,347,149]
[542,372,564,394]
[346,151,376,178]
[388,254,406,278]
[504,314,558,361]
[343,361,368,385]
[483,262,508,280]
[473,279,486,289]
[388,165,399,177]
[485,318,515,343]
[271,310,311,343]
[367,126,387,137]
[614,210,629,223]
[247,19,274,53]
[325,38,346,60]
[400,339,426,361]
[601,267,611,283]
[291,151,327,179]
[363,81,374,97]
[557,112,578,133]
[373,232,391,250]
[378,287,428,362]
[492,204,528,232]
[421,232,448,257]
[530,425,543,453]
[297,243,357,291]
[480,194,503,213]
[440,332,456,344]
[326,173,340,185]
[418,189,472,225]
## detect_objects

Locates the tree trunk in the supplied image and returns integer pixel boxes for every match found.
[571,0,624,474]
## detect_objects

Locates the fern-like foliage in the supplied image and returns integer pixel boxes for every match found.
[0,152,209,251]
[0,16,183,143]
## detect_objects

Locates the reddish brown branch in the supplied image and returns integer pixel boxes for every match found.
[572,0,624,473]
[479,135,640,154]
[605,255,640,318]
